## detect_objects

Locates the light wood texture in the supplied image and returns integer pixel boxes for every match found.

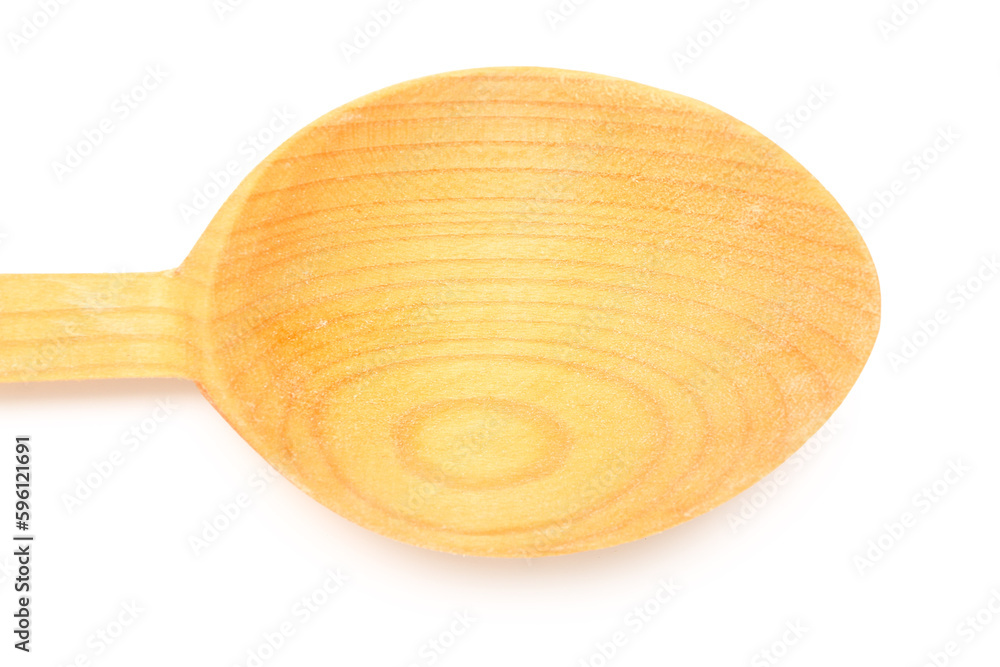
[0,67,880,556]
[0,271,201,381]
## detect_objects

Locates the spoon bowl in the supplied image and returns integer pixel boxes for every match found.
[0,67,880,557]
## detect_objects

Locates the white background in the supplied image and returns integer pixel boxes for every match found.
[1,1,999,665]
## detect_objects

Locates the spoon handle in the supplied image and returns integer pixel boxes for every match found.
[0,271,197,382]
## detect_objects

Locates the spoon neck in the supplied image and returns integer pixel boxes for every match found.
[0,270,201,383]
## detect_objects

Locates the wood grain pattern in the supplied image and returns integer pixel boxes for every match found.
[0,67,880,556]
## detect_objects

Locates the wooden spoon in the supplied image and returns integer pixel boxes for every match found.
[0,67,880,557]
